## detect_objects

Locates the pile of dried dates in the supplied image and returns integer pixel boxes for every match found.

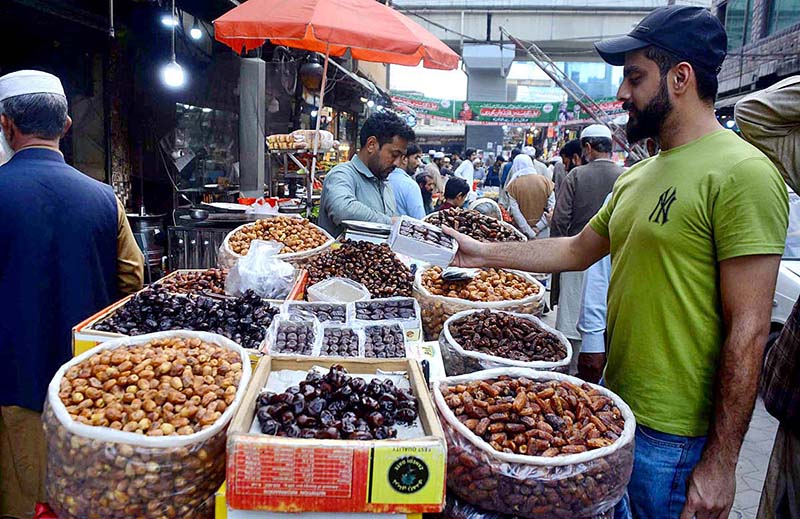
[449,310,566,363]
[94,287,278,349]
[426,208,523,242]
[355,299,416,321]
[321,329,360,357]
[272,322,316,355]
[255,365,418,440]
[364,324,406,358]
[441,376,632,518]
[399,220,453,249]
[286,302,347,323]
[228,216,329,255]
[422,267,539,302]
[443,376,624,457]
[306,239,414,298]
[158,268,227,295]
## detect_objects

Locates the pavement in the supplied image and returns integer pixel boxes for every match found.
[541,295,778,519]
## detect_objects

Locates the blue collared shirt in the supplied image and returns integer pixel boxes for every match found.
[388,168,426,220]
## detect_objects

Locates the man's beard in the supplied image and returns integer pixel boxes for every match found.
[0,129,13,166]
[421,189,432,205]
[624,77,672,143]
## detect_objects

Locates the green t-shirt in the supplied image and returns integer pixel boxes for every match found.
[589,130,788,437]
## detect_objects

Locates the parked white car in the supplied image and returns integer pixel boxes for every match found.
[771,260,800,345]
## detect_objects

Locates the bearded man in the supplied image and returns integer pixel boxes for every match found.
[443,6,789,519]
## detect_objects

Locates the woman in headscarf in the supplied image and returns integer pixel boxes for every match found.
[499,154,533,207]
[503,155,555,239]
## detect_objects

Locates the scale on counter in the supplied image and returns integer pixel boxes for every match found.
[342,220,392,244]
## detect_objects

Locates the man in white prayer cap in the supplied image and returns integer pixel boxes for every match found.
[0,70,143,518]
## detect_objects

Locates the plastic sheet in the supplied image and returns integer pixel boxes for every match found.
[388,215,458,267]
[43,331,252,519]
[440,309,572,375]
[414,267,545,341]
[218,217,334,269]
[225,240,296,299]
[433,369,635,519]
[264,314,323,356]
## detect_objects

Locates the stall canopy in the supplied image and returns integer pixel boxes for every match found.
[213,0,460,208]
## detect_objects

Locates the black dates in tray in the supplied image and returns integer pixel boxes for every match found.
[354,298,417,321]
[255,365,419,440]
[320,328,361,357]
[272,321,316,355]
[398,220,453,249]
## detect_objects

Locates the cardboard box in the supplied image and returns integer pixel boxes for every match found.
[215,483,422,519]
[226,357,446,514]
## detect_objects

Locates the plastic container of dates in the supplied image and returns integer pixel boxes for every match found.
[388,215,458,267]
[319,325,365,357]
[264,314,324,356]
[414,266,545,341]
[350,296,422,331]
[43,331,252,519]
[283,300,349,325]
[218,216,335,269]
[440,309,572,375]
[433,368,635,519]
[306,276,371,303]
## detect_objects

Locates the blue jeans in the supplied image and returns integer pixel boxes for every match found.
[614,425,707,519]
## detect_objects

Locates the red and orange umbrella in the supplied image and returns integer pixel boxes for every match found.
[214,0,460,204]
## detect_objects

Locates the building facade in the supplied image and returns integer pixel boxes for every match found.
[714,0,800,107]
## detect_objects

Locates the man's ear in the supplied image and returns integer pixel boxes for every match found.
[0,114,11,136]
[62,115,73,137]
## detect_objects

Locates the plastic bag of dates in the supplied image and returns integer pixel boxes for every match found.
[414,266,545,341]
[43,331,252,519]
[264,315,323,356]
[432,493,614,519]
[440,309,572,375]
[218,216,334,269]
[433,369,635,519]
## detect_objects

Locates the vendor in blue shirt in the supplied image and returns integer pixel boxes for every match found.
[388,143,426,219]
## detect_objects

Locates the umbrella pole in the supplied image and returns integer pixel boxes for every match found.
[309,44,330,216]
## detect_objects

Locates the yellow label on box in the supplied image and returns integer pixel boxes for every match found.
[368,445,445,505]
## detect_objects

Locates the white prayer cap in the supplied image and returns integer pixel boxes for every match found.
[581,124,612,140]
[428,149,436,156]
[522,146,536,157]
[434,151,444,159]
[0,70,65,103]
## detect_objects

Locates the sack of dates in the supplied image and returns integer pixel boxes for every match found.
[44,331,252,519]
[440,309,572,375]
[414,266,545,341]
[433,369,635,519]
[218,216,334,269]
[433,494,614,519]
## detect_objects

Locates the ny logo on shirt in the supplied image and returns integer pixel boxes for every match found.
[649,187,677,225]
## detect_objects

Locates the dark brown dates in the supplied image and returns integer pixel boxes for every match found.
[426,208,524,243]
[355,298,416,321]
[449,310,567,363]
[93,287,277,349]
[272,322,315,355]
[287,302,347,323]
[364,324,406,359]
[255,365,418,440]
[306,239,413,298]
[321,328,360,357]
[399,221,453,249]
[159,268,227,295]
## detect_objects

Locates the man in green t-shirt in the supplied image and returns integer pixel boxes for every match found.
[444,6,788,519]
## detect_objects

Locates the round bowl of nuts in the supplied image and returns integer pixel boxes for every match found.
[219,216,334,268]
[44,331,252,519]
[414,266,545,341]
[433,369,635,519]
[441,309,572,375]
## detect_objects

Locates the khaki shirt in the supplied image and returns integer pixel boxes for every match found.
[735,75,800,192]
[115,198,145,295]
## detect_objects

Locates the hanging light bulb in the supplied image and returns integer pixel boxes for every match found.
[190,19,202,40]
[162,59,186,88]
[161,0,187,89]
[367,100,375,108]
[161,14,178,27]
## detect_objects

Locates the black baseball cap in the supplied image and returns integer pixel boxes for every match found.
[594,6,727,73]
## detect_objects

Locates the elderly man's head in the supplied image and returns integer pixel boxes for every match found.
[0,70,70,160]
